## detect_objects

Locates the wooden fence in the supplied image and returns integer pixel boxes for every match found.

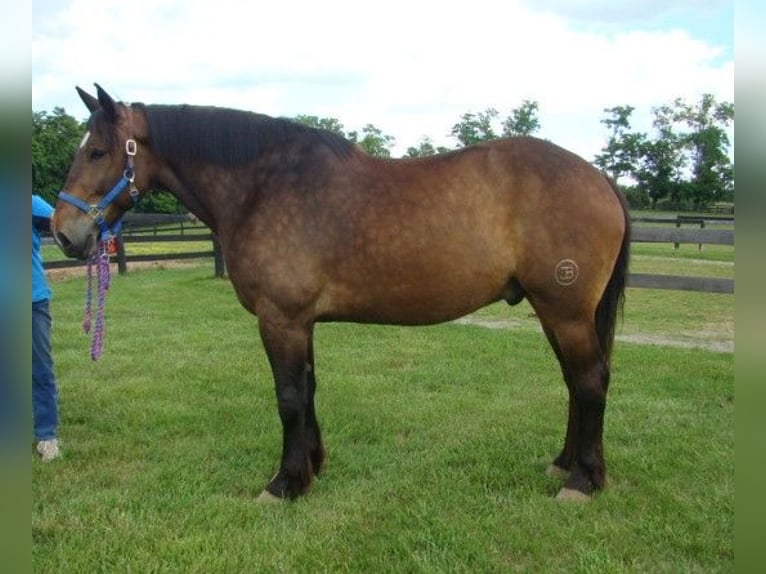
[628,215,734,294]
[43,213,226,277]
[44,213,734,294]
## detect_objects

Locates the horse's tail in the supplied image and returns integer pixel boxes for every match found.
[595,177,630,368]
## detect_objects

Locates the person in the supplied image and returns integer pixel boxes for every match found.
[32,194,60,461]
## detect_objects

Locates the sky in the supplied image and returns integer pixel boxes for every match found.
[31,0,734,161]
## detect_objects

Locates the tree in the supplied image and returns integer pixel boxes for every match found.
[405,137,451,158]
[596,97,735,210]
[451,102,542,147]
[134,192,185,214]
[594,105,644,184]
[292,114,347,137]
[450,108,498,147]
[32,108,84,204]
[294,115,395,158]
[634,104,689,208]
[348,124,395,158]
[672,94,734,208]
[501,99,540,137]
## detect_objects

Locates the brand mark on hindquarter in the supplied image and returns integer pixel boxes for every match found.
[555,259,579,286]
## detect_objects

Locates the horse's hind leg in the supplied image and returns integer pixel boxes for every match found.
[540,326,576,480]
[540,315,609,500]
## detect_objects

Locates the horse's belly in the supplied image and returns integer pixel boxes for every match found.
[315,268,507,326]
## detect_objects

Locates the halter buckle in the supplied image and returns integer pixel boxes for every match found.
[125,139,137,156]
[87,204,104,222]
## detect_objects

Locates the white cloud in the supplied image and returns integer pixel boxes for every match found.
[32,0,733,160]
[529,0,730,22]
[1,0,30,80]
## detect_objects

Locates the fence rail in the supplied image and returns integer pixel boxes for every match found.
[44,214,734,294]
[627,274,733,294]
[627,215,734,293]
[631,227,734,245]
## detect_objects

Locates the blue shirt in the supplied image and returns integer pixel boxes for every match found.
[32,195,54,303]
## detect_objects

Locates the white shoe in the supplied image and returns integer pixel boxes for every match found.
[36,439,60,462]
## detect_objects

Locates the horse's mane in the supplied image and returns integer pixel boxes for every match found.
[135,103,354,166]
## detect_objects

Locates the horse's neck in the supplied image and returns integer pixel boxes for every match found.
[155,163,226,232]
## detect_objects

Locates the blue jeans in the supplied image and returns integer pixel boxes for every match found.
[32,300,57,441]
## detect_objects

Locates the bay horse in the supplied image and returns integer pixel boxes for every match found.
[52,84,629,502]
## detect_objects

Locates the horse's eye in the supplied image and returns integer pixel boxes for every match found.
[89,149,106,161]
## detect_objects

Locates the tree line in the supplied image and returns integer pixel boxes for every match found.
[33,93,732,212]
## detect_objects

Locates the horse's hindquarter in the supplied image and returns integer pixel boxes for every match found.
[498,138,627,315]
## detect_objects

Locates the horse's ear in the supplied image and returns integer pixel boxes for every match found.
[76,86,100,113]
[94,83,118,124]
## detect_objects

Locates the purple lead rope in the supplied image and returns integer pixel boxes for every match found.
[82,240,111,360]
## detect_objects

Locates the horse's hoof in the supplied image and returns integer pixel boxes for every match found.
[545,464,570,480]
[256,490,283,504]
[555,487,591,502]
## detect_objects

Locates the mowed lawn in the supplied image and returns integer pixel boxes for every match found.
[33,263,733,573]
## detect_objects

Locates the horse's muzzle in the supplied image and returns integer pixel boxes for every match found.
[53,228,97,261]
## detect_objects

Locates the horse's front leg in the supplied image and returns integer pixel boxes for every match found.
[306,334,326,476]
[256,314,314,502]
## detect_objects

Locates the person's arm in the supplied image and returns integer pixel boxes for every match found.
[32,195,54,233]
[33,215,51,233]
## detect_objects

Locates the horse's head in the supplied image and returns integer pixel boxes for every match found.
[52,84,152,260]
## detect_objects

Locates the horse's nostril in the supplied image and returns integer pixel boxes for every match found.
[55,231,71,250]
[54,230,94,260]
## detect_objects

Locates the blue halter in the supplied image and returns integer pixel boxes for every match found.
[58,138,141,240]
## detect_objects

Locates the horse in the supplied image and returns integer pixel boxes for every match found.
[52,84,630,503]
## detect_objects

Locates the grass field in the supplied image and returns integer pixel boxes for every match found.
[33,257,733,572]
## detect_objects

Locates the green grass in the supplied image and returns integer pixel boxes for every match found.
[33,265,733,572]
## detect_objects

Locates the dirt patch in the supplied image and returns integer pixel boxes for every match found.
[614,333,733,354]
[46,260,208,283]
[452,317,528,330]
[453,315,733,354]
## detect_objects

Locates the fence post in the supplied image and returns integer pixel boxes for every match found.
[115,231,127,274]
[212,233,226,278]
[674,216,680,250]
